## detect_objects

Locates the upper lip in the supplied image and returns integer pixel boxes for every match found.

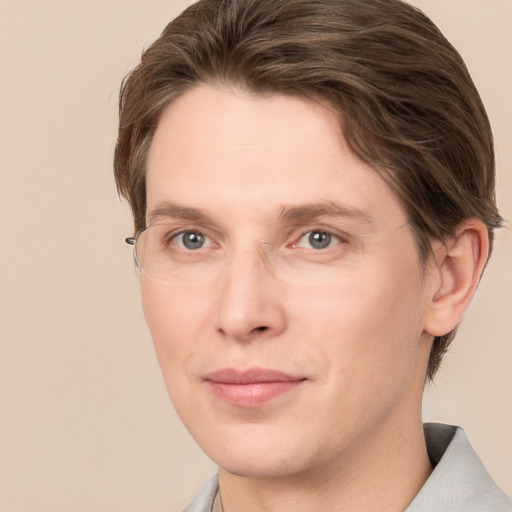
[204,368,305,384]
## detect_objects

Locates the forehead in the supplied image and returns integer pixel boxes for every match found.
[145,85,407,228]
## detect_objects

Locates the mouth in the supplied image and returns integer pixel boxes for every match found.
[204,368,307,407]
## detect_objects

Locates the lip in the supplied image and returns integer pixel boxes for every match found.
[204,368,306,407]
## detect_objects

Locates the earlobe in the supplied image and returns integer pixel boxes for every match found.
[424,220,489,337]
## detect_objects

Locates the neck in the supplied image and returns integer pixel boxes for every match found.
[218,415,432,512]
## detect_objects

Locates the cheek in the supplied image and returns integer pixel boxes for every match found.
[291,263,426,381]
[140,281,212,369]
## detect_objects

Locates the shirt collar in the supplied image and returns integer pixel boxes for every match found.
[406,423,511,511]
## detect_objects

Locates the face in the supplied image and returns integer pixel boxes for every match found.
[142,85,435,479]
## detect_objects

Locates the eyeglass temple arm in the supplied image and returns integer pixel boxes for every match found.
[125,237,136,245]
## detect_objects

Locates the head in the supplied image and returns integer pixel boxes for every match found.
[114,0,502,480]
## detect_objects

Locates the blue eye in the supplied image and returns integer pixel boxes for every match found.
[174,231,211,250]
[297,230,340,250]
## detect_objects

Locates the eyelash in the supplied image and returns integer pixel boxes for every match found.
[166,230,217,250]
[291,230,345,250]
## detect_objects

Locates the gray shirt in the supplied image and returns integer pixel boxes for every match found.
[184,423,512,511]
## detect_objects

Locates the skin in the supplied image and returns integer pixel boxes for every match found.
[141,85,487,511]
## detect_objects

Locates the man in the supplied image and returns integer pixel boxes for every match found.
[114,0,511,510]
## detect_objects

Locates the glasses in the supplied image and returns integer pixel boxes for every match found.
[125,221,410,286]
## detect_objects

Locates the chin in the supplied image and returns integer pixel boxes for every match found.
[217,453,306,479]
[193,424,316,479]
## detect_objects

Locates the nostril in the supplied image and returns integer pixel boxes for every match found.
[254,326,268,332]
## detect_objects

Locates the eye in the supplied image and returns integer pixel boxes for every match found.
[173,230,212,250]
[295,230,341,250]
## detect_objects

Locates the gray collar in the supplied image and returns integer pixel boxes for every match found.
[406,423,511,511]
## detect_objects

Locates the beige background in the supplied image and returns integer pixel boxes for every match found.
[0,1,510,510]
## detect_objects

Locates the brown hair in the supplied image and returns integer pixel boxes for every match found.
[114,0,502,379]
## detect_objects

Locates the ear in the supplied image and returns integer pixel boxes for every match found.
[423,220,490,337]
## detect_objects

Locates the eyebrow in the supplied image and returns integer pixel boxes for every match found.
[147,202,210,224]
[278,201,374,225]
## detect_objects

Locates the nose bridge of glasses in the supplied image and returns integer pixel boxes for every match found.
[226,236,277,271]
[222,238,282,280]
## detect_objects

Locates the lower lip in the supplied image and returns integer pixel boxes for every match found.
[207,380,305,407]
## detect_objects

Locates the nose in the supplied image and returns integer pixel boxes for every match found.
[214,246,287,343]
